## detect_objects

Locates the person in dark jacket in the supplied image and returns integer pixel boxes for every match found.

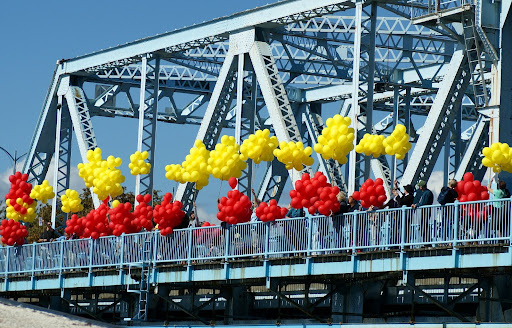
[39,222,58,242]
[412,180,434,243]
[394,179,414,207]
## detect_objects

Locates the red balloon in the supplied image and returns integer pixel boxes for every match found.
[361,200,369,208]
[377,195,387,204]
[460,195,468,202]
[228,177,237,189]
[308,206,316,215]
[374,178,384,186]
[375,185,385,195]
[464,182,475,195]
[352,191,361,201]
[463,172,474,182]
[467,193,478,202]
[480,191,490,200]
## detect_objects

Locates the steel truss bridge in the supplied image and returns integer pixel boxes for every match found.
[15,0,512,325]
[2,199,512,325]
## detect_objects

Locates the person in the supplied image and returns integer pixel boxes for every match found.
[188,211,199,228]
[39,222,58,242]
[394,179,414,207]
[331,192,349,250]
[382,188,399,209]
[488,179,510,237]
[440,179,458,241]
[249,190,263,255]
[412,180,434,244]
[347,196,360,213]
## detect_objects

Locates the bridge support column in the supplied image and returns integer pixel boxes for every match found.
[224,286,253,324]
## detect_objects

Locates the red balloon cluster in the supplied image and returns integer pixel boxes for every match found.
[64,214,85,237]
[289,172,340,216]
[195,222,221,244]
[82,203,112,239]
[255,199,288,222]
[456,172,489,202]
[133,194,154,231]
[108,202,138,236]
[352,178,387,209]
[153,193,185,236]
[0,220,28,246]
[5,172,35,216]
[217,189,252,224]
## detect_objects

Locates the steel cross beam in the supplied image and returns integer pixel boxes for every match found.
[348,1,378,193]
[175,52,238,212]
[135,56,161,203]
[401,49,471,186]
[49,103,72,234]
[63,83,101,208]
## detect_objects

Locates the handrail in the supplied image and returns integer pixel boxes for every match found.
[0,198,511,277]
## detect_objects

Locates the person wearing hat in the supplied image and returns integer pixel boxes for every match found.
[393,179,414,207]
[412,180,433,208]
[412,179,434,244]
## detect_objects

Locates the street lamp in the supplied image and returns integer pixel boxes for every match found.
[0,147,27,175]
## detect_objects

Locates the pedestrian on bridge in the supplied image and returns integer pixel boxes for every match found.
[412,180,434,245]
[38,222,58,243]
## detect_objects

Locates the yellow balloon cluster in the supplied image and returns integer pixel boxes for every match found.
[382,124,411,160]
[128,151,151,175]
[165,140,210,189]
[61,189,83,213]
[5,200,36,222]
[182,140,210,190]
[29,180,55,204]
[240,129,278,164]
[273,141,314,171]
[313,115,355,164]
[208,135,247,180]
[77,148,125,201]
[355,134,386,158]
[482,142,512,173]
[165,164,186,184]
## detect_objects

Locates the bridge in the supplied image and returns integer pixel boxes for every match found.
[7,0,512,325]
[2,199,512,324]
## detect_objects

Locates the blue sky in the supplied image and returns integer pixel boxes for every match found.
[0,0,284,222]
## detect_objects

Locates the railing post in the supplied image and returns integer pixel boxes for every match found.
[59,240,64,274]
[31,243,37,277]
[508,199,512,244]
[5,247,9,279]
[119,234,125,267]
[400,206,407,251]
[306,216,313,257]
[88,238,94,274]
[187,228,194,266]
[351,211,358,254]
[152,231,158,266]
[453,201,459,248]
[264,222,270,260]
[224,224,231,262]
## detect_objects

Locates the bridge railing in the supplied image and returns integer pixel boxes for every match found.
[0,198,511,277]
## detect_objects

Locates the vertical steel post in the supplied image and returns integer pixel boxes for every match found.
[135,57,148,200]
[50,99,62,229]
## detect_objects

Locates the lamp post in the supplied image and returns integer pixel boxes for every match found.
[0,147,27,175]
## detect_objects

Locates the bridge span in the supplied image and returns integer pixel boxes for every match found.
[2,199,512,325]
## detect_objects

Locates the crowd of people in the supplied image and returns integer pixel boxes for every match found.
[33,178,511,258]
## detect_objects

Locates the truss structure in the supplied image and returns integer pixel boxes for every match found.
[23,0,510,227]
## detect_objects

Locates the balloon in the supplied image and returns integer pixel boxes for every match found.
[240,129,278,164]
[274,141,314,171]
[463,172,474,182]
[128,151,151,176]
[481,143,512,173]
[288,172,341,215]
[356,133,386,158]
[0,219,28,246]
[153,193,185,236]
[228,177,238,189]
[255,200,287,222]
[77,148,125,200]
[217,189,252,224]
[208,136,247,181]
[61,189,83,213]
[382,124,412,159]
[354,178,387,208]
[313,115,355,164]
[4,172,37,222]
[29,180,55,204]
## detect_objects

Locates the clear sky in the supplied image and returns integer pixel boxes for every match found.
[0,0,281,222]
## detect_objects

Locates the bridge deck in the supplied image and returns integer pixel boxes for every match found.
[1,198,511,293]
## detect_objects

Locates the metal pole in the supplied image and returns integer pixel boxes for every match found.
[51,99,63,229]
[135,56,148,201]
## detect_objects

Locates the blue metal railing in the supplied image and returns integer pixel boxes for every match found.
[0,198,511,277]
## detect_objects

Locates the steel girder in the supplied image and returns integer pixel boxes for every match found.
[134,56,161,202]
[174,52,238,212]
[401,49,472,186]
[49,104,72,233]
